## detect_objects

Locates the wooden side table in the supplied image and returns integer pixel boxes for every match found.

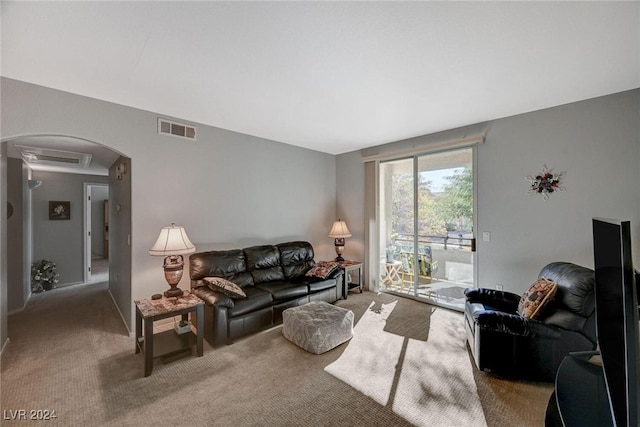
[134,291,204,377]
[382,261,403,287]
[337,260,364,299]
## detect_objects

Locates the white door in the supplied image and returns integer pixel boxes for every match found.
[84,183,109,283]
[84,184,93,283]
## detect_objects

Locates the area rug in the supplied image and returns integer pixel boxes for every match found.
[325,298,487,427]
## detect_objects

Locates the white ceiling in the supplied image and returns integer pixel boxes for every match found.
[2,1,639,162]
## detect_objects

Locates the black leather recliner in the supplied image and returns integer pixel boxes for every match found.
[464,262,597,382]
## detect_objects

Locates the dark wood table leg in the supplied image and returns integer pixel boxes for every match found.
[135,308,142,354]
[196,304,204,357]
[144,317,154,377]
[343,274,348,299]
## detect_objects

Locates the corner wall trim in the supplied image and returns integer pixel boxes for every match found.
[107,289,133,337]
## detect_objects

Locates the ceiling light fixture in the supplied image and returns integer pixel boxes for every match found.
[16,145,92,168]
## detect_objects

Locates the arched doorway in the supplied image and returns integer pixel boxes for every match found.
[2,134,132,333]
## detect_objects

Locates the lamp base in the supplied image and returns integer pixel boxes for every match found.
[334,239,346,263]
[162,255,185,298]
[164,286,184,298]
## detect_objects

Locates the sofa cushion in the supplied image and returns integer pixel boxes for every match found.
[306,278,337,293]
[192,286,234,308]
[518,278,558,319]
[227,286,274,318]
[306,261,340,279]
[540,307,588,331]
[244,244,280,269]
[256,281,309,302]
[189,250,254,287]
[204,277,247,299]
[251,267,286,284]
[244,245,285,284]
[278,241,315,279]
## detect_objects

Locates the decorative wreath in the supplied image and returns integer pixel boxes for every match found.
[526,165,565,200]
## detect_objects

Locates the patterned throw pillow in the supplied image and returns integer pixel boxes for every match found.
[204,277,247,299]
[305,261,340,279]
[517,278,558,319]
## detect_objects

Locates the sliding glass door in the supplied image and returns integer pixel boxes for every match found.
[378,147,475,311]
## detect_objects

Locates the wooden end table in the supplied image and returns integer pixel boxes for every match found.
[134,291,204,377]
[336,260,364,299]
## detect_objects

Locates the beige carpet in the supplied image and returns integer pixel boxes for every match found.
[1,283,552,426]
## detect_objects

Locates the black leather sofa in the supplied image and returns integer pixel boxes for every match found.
[189,241,342,347]
[464,262,597,381]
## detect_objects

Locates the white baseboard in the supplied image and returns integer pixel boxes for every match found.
[55,281,84,289]
[107,289,133,337]
[0,337,9,356]
[7,305,26,316]
[8,291,31,315]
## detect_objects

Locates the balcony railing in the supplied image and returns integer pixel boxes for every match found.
[392,232,473,252]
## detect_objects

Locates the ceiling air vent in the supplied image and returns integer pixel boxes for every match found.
[158,118,196,140]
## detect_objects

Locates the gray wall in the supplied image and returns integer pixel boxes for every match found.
[30,171,109,287]
[338,89,640,296]
[1,77,337,333]
[108,156,132,331]
[1,142,8,349]
[477,90,640,292]
[7,158,29,313]
[336,150,366,279]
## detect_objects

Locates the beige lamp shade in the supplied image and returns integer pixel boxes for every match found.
[149,223,196,256]
[328,219,352,238]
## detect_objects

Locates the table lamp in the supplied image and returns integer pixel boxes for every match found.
[328,219,352,262]
[149,223,196,297]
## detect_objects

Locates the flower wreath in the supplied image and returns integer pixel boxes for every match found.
[526,165,565,200]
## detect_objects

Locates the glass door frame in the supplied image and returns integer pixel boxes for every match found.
[374,145,478,311]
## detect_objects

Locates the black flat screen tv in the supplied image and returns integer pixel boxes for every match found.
[592,218,640,427]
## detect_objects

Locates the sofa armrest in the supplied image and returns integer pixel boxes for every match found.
[192,286,234,309]
[328,268,345,281]
[464,288,520,313]
[472,310,561,339]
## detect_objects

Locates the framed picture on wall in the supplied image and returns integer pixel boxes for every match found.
[49,201,70,220]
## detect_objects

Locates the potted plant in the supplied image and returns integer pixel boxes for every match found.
[31,259,59,292]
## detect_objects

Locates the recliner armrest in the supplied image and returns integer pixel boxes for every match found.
[464,288,520,312]
[472,310,561,339]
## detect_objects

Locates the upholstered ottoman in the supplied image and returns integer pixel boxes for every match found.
[282,301,354,354]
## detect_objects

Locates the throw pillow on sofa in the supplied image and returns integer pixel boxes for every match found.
[305,261,340,279]
[517,277,558,319]
[204,277,247,299]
